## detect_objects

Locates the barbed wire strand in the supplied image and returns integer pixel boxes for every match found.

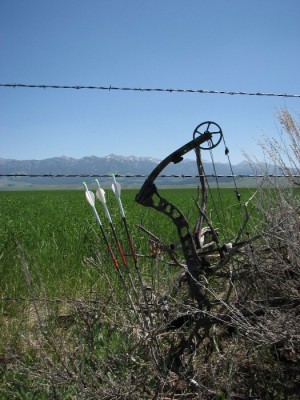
[1,83,300,98]
[1,173,299,178]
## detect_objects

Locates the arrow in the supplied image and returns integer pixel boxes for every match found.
[95,179,144,295]
[82,181,138,319]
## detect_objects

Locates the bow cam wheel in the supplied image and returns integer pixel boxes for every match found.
[193,121,223,150]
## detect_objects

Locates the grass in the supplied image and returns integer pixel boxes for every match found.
[0,187,255,299]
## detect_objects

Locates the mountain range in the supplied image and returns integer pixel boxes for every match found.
[0,154,269,189]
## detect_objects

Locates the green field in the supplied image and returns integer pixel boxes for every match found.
[0,188,254,301]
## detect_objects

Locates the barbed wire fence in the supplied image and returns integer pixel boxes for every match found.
[1,173,300,179]
[1,82,300,98]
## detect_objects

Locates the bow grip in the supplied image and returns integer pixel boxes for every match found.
[135,179,157,207]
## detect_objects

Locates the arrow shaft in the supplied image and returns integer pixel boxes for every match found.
[111,189,138,264]
[116,238,128,266]
[122,216,137,262]
[91,204,120,271]
[108,222,142,308]
[104,219,127,271]
[103,203,113,224]
[117,196,126,218]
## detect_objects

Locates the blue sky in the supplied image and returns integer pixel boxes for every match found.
[1,0,299,164]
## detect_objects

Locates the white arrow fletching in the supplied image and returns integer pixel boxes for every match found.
[95,186,112,222]
[96,187,106,204]
[85,190,95,207]
[112,176,125,217]
[112,177,121,198]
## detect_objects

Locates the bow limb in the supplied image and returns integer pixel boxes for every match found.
[136,130,212,192]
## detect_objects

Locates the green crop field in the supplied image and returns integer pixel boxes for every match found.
[0,187,255,302]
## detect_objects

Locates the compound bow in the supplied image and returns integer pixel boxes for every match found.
[135,121,223,306]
